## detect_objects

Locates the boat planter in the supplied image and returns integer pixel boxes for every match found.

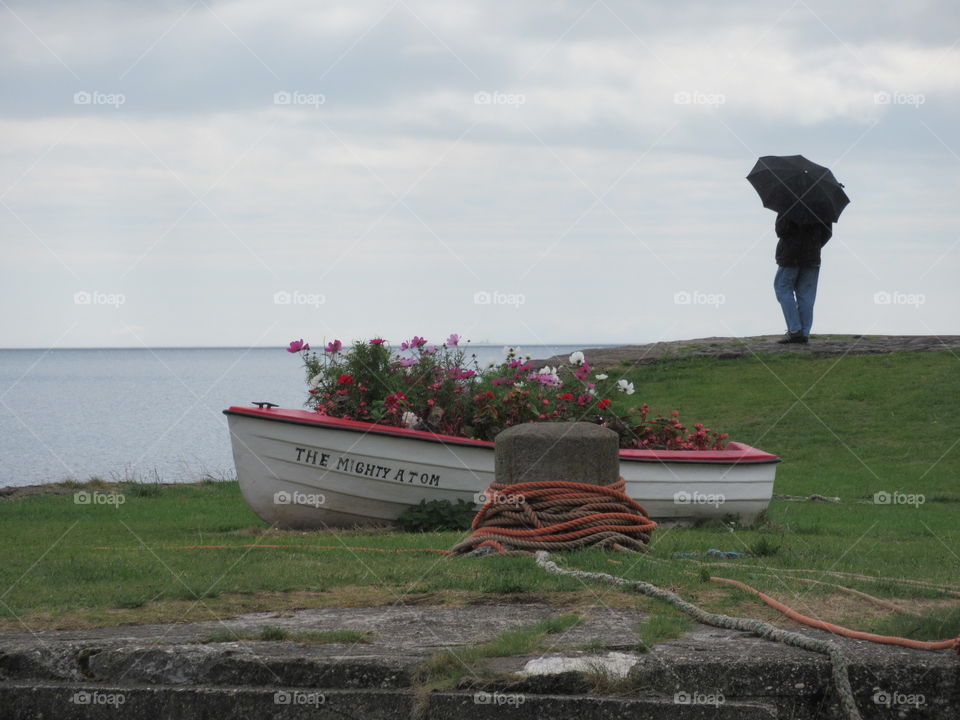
[224,405,780,529]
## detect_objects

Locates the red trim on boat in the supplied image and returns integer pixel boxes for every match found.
[224,406,781,464]
[225,406,492,448]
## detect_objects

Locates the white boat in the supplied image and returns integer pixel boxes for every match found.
[224,405,780,529]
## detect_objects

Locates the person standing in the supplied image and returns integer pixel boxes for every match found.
[773,212,832,344]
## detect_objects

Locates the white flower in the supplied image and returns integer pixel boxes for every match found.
[513,381,525,388]
[617,379,635,395]
[503,346,520,358]
[568,351,585,366]
[595,374,608,380]
[309,374,324,389]
[588,388,596,396]
[401,411,420,429]
[485,360,496,369]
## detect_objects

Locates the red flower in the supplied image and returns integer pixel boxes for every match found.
[385,392,408,409]
[338,374,354,385]
[558,392,574,401]
[598,398,611,410]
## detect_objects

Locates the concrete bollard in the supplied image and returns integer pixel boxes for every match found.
[494,422,620,486]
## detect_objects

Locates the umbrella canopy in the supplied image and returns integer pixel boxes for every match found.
[747,155,849,225]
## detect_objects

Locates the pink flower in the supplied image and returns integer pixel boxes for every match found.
[446,333,460,346]
[405,336,426,349]
[400,357,417,367]
[370,338,386,345]
[287,339,309,353]
[325,339,342,354]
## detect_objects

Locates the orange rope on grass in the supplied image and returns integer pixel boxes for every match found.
[711,575,960,653]
[93,544,453,555]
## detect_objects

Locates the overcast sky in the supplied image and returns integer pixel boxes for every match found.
[1,0,958,349]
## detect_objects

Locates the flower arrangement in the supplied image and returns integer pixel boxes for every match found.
[290,334,728,450]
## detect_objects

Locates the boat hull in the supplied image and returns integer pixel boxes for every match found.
[225,407,779,529]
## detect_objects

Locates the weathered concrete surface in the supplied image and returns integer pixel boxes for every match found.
[0,684,414,720]
[495,422,620,486]
[2,604,957,719]
[531,334,960,369]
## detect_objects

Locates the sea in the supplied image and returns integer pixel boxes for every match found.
[0,345,604,488]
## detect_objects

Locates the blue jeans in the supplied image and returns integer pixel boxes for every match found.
[774,265,820,337]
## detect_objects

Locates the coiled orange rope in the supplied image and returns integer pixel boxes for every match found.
[452,478,656,555]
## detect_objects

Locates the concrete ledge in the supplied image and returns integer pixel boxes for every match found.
[1,682,782,720]
[429,691,777,719]
[0,683,413,720]
[2,606,958,719]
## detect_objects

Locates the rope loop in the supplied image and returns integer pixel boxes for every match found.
[452,477,656,555]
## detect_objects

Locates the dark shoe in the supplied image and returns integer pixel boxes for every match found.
[777,330,807,344]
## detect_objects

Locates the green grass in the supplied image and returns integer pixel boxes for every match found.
[202,626,372,644]
[1,351,958,640]
[863,606,960,642]
[634,607,694,652]
[419,613,583,685]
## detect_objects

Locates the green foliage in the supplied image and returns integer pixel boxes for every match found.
[396,498,476,533]
[295,336,727,448]
[749,536,782,557]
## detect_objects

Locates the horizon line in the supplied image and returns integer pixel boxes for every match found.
[0,342,624,351]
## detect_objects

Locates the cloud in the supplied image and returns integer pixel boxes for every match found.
[1,0,958,347]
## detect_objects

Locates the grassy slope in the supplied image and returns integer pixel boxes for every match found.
[1,350,958,637]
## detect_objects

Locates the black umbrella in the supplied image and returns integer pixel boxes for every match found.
[747,155,849,226]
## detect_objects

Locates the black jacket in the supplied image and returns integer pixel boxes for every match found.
[775,214,832,267]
